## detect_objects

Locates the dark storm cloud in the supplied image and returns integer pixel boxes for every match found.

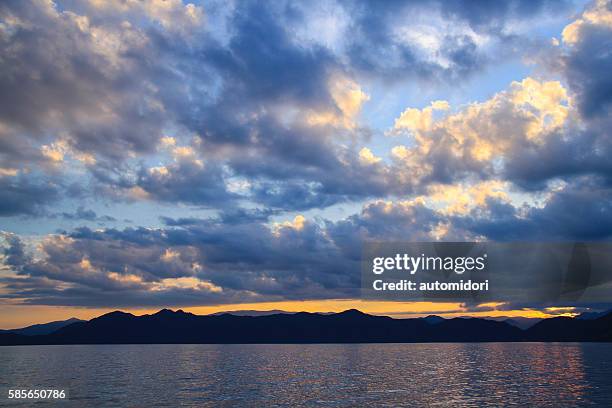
[0,218,358,306]
[341,1,478,79]
[439,0,567,31]
[204,1,335,110]
[245,164,413,211]
[337,0,567,79]
[0,176,61,216]
[250,181,343,211]
[0,126,48,171]
[454,178,612,241]
[561,11,612,118]
[135,160,236,206]
[0,276,237,308]
[161,208,278,227]
[1,233,30,267]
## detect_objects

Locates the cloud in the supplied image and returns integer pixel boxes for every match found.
[4,174,612,307]
[0,0,186,160]
[0,218,356,306]
[423,181,509,216]
[394,100,450,133]
[2,0,612,312]
[78,0,204,34]
[560,0,612,119]
[136,153,235,206]
[358,147,382,165]
[0,0,577,215]
[387,77,607,191]
[59,206,116,223]
[306,77,370,129]
[561,0,612,45]
[1,232,30,268]
[0,197,446,307]
[458,178,612,241]
[0,175,61,216]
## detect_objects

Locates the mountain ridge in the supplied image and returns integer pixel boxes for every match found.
[0,317,84,336]
[1,309,611,345]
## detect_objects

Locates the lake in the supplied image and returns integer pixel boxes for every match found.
[1,343,612,407]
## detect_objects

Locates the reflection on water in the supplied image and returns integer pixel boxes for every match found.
[1,343,612,407]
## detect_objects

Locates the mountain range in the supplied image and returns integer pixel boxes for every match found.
[1,309,611,345]
[0,317,84,336]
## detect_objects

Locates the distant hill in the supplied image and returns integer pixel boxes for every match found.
[211,310,336,316]
[0,318,83,336]
[498,317,542,330]
[0,309,610,345]
[211,309,296,317]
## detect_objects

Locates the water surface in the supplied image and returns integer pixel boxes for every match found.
[1,343,611,407]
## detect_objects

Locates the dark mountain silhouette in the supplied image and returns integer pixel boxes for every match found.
[420,315,445,325]
[0,317,84,336]
[498,317,542,330]
[1,309,611,346]
[526,311,612,341]
[577,310,612,320]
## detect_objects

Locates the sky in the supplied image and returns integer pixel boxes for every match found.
[1,0,611,328]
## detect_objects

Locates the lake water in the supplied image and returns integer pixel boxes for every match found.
[1,343,612,407]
